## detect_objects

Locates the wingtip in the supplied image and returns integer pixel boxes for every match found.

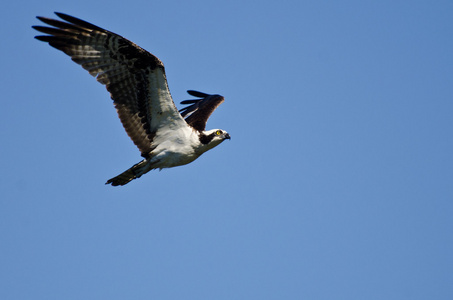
[34,35,50,42]
[187,90,209,98]
[105,179,120,186]
[54,12,67,19]
[180,99,200,105]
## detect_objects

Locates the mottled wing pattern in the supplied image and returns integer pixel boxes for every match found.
[33,12,185,156]
[179,90,225,131]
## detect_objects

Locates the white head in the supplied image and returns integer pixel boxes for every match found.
[199,129,231,150]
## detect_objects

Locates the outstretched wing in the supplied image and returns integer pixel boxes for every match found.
[179,90,225,131]
[33,12,186,156]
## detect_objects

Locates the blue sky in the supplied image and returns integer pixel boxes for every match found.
[1,0,452,299]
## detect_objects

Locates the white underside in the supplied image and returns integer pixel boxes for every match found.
[137,127,224,176]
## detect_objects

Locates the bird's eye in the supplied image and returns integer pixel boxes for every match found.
[216,130,222,135]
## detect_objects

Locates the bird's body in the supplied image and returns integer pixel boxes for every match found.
[33,13,230,186]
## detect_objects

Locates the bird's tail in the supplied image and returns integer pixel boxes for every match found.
[105,159,151,186]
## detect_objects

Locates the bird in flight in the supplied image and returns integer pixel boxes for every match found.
[33,12,230,186]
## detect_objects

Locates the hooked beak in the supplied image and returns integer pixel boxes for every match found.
[224,133,231,140]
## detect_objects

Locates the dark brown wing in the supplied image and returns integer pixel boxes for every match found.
[33,12,186,156]
[179,90,225,132]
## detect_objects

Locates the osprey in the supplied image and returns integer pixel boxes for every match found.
[33,13,230,186]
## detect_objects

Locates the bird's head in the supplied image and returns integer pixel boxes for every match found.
[199,129,231,149]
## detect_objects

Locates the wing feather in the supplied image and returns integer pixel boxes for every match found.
[179,91,225,131]
[33,12,186,156]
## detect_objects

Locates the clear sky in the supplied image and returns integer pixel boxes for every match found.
[1,0,452,299]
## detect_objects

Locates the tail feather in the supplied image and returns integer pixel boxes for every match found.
[106,159,150,186]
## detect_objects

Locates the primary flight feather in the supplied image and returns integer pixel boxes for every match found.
[33,12,230,186]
